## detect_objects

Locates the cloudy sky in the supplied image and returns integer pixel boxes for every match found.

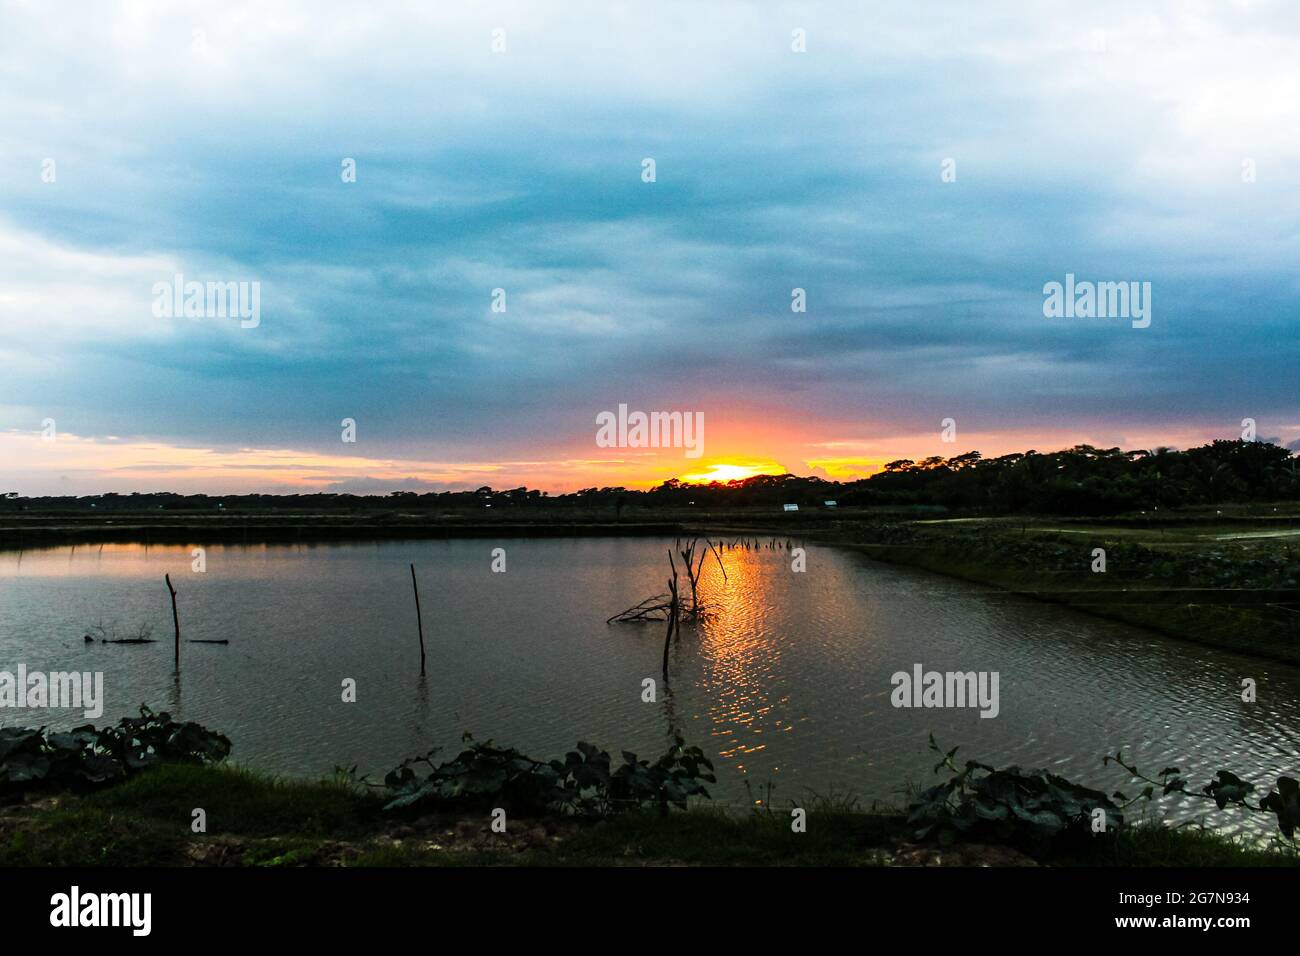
[1,0,1297,494]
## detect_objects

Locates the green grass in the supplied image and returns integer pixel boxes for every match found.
[2,764,1296,867]
[1071,823,1299,867]
[84,763,382,837]
[0,764,381,867]
[0,805,185,866]
[347,810,905,867]
[550,806,904,866]
[835,524,1300,665]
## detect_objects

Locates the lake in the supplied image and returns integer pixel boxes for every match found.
[2,537,1297,834]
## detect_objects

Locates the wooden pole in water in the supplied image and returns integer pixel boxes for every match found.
[410,563,426,676]
[662,551,680,681]
[165,573,180,669]
[662,576,678,681]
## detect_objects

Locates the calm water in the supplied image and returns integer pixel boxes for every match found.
[2,538,1298,833]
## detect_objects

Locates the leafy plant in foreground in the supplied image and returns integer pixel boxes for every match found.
[0,705,232,795]
[1105,752,1299,849]
[907,734,1122,848]
[382,734,715,817]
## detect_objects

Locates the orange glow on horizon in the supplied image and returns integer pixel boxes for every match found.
[805,457,890,480]
[5,420,1292,496]
[679,461,786,485]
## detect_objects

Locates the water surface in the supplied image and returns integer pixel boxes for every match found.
[1,538,1296,835]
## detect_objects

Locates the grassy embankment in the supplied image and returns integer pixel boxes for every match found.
[1,763,1293,868]
[801,514,1300,665]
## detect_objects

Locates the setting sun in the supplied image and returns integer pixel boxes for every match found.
[680,461,786,484]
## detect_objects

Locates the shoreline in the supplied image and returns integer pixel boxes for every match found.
[0,520,688,550]
[809,534,1300,667]
[4,512,1297,665]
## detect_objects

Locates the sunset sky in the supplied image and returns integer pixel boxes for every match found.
[2,0,1298,495]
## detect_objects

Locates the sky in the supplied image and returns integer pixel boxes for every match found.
[1,0,1297,495]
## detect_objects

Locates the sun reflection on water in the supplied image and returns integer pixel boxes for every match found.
[689,544,790,772]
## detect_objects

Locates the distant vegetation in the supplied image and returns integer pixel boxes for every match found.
[2,440,1295,516]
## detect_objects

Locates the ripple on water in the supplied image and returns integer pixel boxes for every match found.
[0,538,1296,839]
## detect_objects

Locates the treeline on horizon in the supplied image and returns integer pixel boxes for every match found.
[3,440,1298,517]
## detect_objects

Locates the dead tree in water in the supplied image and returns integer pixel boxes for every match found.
[676,536,729,617]
[678,538,705,616]
[662,558,680,680]
[86,620,157,644]
[607,536,726,624]
[165,574,180,668]
[708,539,728,581]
